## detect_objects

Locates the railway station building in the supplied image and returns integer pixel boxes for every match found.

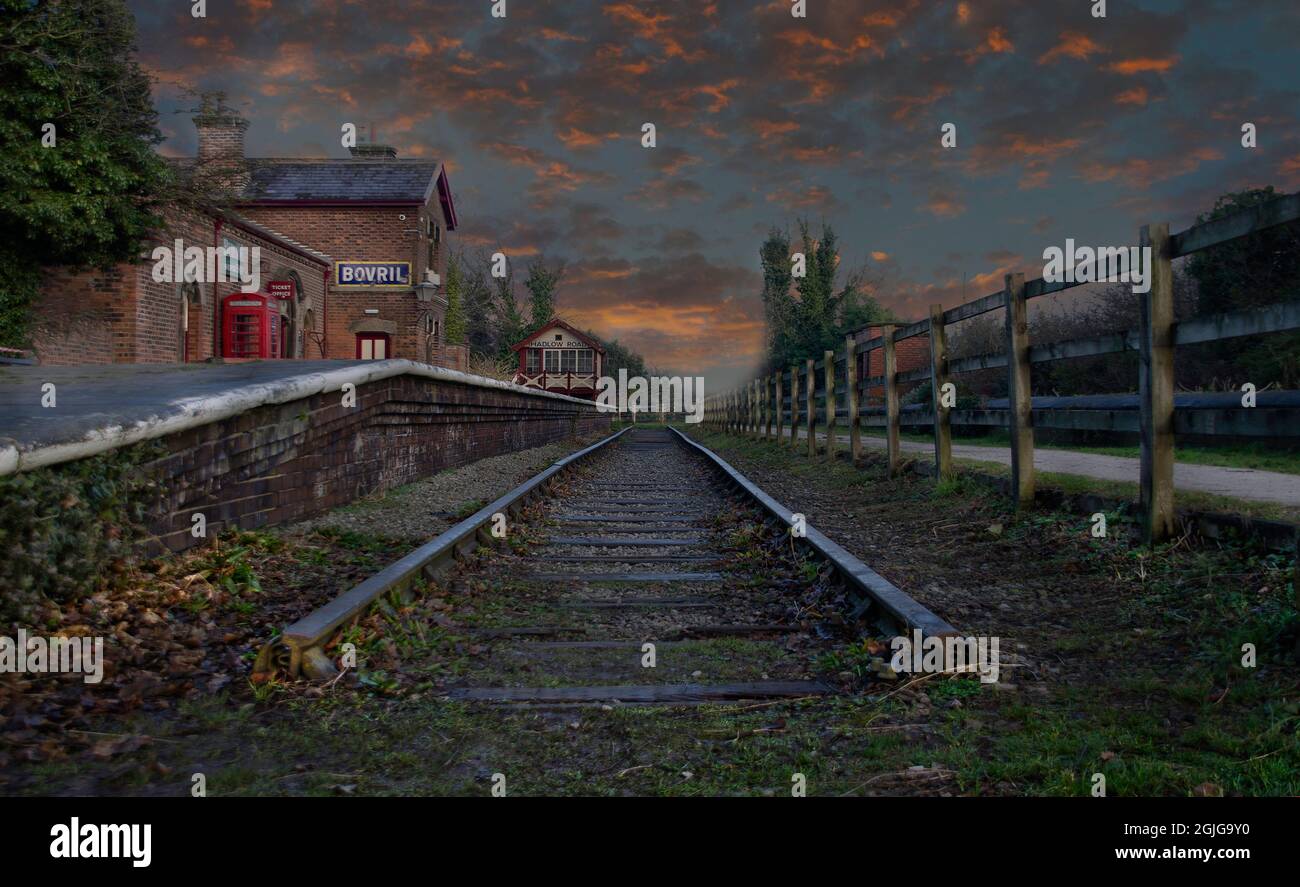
[29,97,463,369]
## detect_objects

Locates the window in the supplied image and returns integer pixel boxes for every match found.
[356,332,390,360]
[544,349,559,373]
[577,349,593,374]
[560,349,577,373]
[526,348,541,374]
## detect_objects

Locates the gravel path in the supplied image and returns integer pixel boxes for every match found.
[778,426,1300,506]
[296,431,612,541]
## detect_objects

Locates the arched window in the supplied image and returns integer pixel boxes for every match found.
[287,271,304,307]
[303,310,317,358]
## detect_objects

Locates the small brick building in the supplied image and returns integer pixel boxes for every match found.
[850,323,931,400]
[30,99,463,369]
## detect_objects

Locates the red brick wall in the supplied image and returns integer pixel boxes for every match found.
[141,375,611,553]
[31,208,327,365]
[862,336,931,400]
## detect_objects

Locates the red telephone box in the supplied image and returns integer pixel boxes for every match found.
[222,292,280,359]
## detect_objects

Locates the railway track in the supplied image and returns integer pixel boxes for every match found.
[259,426,959,710]
[447,427,836,705]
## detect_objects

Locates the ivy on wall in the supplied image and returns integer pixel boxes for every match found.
[0,442,163,623]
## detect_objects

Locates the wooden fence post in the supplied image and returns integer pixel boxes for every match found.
[882,325,901,476]
[775,371,784,445]
[766,373,775,440]
[789,366,800,450]
[748,377,759,436]
[823,350,836,462]
[1004,272,1034,507]
[806,358,817,457]
[928,305,953,480]
[764,375,773,440]
[1140,222,1176,544]
[846,335,860,463]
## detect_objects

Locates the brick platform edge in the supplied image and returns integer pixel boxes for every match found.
[0,362,612,554]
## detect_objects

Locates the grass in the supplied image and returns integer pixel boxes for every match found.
[678,427,1300,796]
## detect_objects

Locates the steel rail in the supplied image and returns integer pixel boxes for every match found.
[254,427,630,679]
[668,427,959,642]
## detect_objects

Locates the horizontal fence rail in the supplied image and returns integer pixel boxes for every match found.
[705,190,1300,542]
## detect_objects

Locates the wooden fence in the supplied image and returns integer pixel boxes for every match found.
[704,191,1300,543]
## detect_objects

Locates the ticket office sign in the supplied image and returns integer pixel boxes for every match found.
[335,262,411,288]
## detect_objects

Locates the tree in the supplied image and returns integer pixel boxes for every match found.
[1185,187,1300,388]
[444,253,466,346]
[0,0,171,348]
[794,218,839,357]
[590,332,646,380]
[492,254,526,360]
[759,219,895,369]
[462,250,497,357]
[759,227,796,368]
[523,256,564,334]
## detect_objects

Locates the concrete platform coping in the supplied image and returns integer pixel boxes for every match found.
[0,359,600,476]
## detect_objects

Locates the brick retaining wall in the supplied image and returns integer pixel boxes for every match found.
[141,372,610,552]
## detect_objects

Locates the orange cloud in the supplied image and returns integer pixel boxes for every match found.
[604,3,695,59]
[752,119,799,139]
[541,28,586,42]
[1080,147,1222,186]
[555,127,620,149]
[1114,86,1149,105]
[1106,56,1179,75]
[964,26,1014,62]
[1037,31,1104,65]
[922,190,966,218]
[405,35,432,58]
[889,85,951,122]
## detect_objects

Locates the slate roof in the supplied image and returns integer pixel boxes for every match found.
[241,160,441,203]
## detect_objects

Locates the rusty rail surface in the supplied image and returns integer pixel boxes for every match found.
[255,427,630,679]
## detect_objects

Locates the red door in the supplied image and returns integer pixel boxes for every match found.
[356,333,390,360]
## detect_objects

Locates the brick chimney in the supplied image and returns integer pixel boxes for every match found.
[193,92,250,192]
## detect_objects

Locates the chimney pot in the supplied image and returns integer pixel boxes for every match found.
[349,143,399,160]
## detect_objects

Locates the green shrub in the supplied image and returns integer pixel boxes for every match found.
[0,443,162,622]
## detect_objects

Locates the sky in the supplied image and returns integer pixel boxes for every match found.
[131,0,1300,388]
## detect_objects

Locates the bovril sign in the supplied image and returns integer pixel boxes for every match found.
[334,262,411,288]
